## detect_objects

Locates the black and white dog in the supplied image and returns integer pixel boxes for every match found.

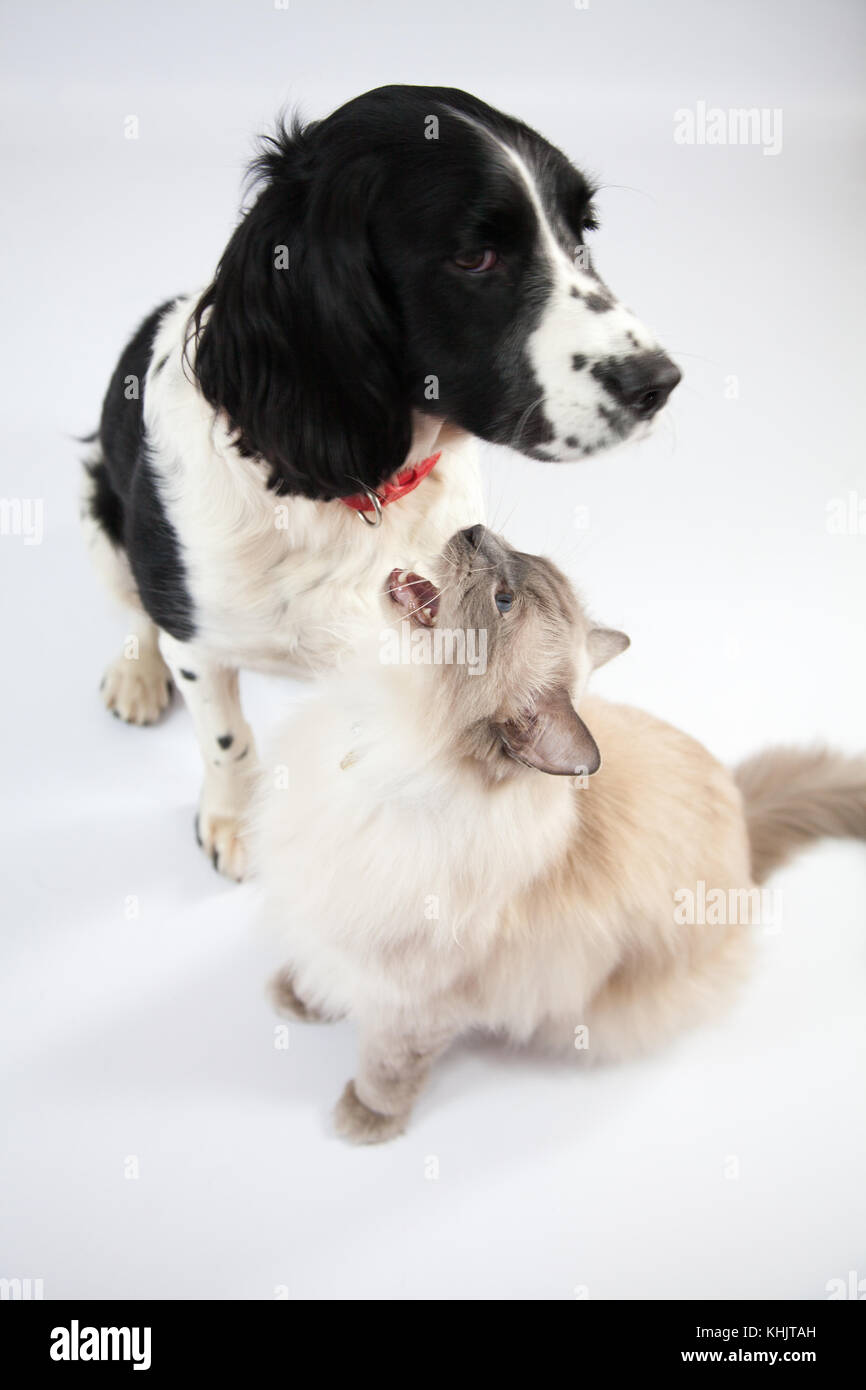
[83,85,680,879]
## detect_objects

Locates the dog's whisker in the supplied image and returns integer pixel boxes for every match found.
[512,395,546,449]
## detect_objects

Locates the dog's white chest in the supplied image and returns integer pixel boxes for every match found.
[143,303,484,671]
[176,441,484,673]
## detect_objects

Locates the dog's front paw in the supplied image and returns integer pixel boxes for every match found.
[333,1081,408,1145]
[195,807,247,882]
[101,652,172,725]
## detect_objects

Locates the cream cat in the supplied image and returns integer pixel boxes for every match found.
[251,525,866,1143]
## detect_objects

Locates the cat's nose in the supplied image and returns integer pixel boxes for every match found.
[460,524,486,550]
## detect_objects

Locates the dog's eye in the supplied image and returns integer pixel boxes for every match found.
[495,590,514,613]
[453,249,498,273]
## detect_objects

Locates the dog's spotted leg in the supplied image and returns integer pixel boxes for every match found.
[101,614,173,726]
[158,633,258,882]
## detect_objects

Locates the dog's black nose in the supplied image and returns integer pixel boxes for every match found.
[461,524,486,549]
[599,353,682,419]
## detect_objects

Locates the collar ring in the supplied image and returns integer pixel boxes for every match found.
[356,487,383,527]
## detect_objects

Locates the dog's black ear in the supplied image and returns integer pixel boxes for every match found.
[191,123,410,500]
[496,687,601,777]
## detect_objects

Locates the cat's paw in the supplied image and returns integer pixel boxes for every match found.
[269,971,332,1023]
[101,652,172,725]
[333,1081,408,1145]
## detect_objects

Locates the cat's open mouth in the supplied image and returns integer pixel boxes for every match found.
[386,569,440,627]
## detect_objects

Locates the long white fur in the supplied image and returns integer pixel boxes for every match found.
[250,658,582,1031]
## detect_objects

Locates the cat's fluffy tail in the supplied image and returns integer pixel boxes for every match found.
[734,747,866,884]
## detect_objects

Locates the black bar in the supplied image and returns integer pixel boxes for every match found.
[2,1298,861,1374]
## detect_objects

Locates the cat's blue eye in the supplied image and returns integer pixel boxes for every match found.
[495,591,514,613]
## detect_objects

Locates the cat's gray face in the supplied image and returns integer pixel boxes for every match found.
[386,526,629,778]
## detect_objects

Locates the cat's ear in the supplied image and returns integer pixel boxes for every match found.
[497,687,601,777]
[587,626,630,670]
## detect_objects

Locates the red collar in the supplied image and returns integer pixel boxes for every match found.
[340,451,441,515]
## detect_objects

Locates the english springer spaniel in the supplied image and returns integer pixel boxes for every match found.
[82,85,680,879]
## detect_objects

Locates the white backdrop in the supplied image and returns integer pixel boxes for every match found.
[1,0,864,1299]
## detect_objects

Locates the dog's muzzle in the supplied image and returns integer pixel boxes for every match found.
[594,351,682,420]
